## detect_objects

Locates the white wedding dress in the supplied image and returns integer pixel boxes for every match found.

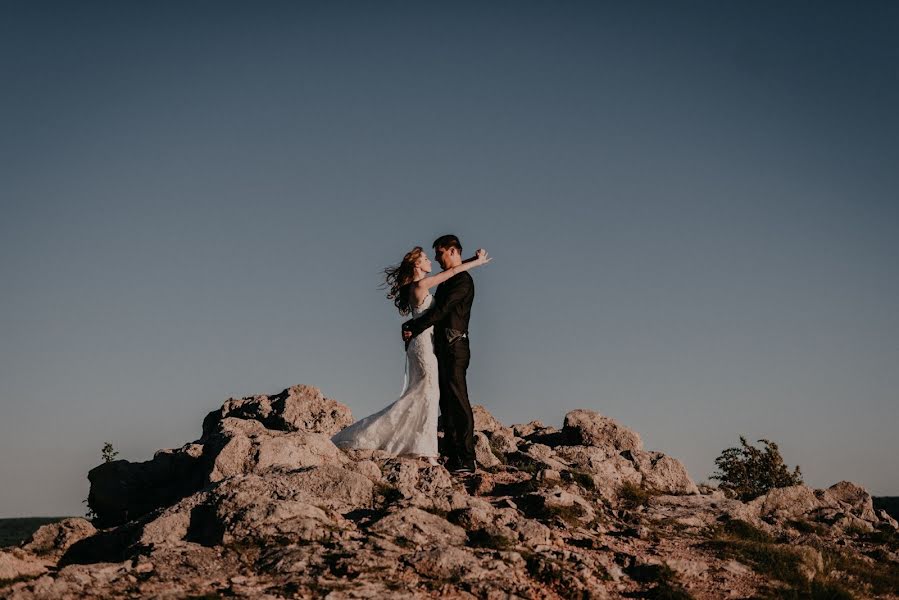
[331,294,440,457]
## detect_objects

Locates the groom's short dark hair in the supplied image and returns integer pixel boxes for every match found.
[433,234,462,252]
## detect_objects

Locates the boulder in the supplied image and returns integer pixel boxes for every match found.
[0,548,50,581]
[369,507,467,546]
[474,432,502,468]
[562,409,642,452]
[622,450,699,495]
[86,446,206,528]
[381,459,454,501]
[22,518,97,558]
[205,419,346,482]
[646,494,765,530]
[821,481,880,522]
[202,384,353,438]
[512,420,545,438]
[824,481,874,512]
[487,429,520,455]
[411,545,481,581]
[790,545,824,582]
[748,485,820,520]
[136,491,211,548]
[88,388,352,527]
[472,404,504,433]
[521,488,596,524]
[555,446,642,499]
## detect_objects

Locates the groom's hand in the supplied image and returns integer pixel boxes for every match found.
[402,330,412,343]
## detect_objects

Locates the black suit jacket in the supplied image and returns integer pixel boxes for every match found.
[403,271,474,347]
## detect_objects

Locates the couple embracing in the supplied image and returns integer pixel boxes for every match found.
[332,234,492,474]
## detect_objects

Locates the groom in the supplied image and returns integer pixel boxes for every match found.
[402,234,477,473]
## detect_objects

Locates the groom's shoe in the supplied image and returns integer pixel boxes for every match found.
[453,460,477,474]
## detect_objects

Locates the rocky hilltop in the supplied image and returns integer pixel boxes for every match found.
[2,385,898,599]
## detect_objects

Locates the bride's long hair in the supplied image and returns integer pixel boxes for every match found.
[383,246,424,315]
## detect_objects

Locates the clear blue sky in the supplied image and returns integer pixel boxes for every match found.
[2,1,897,517]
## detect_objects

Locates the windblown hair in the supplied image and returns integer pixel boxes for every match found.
[383,246,425,315]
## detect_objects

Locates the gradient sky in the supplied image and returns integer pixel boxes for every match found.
[2,1,897,517]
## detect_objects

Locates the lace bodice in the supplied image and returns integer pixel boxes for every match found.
[412,293,433,317]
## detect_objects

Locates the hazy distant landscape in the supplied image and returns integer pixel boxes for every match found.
[0,517,69,548]
[875,497,899,521]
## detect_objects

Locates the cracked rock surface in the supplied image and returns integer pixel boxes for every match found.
[3,384,897,599]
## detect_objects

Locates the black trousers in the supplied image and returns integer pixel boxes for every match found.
[436,338,475,464]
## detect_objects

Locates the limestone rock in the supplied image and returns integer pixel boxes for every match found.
[22,519,97,558]
[134,504,196,550]
[622,450,699,495]
[562,409,643,452]
[486,428,520,455]
[472,404,503,433]
[24,384,892,600]
[748,485,820,520]
[205,419,346,482]
[411,546,480,581]
[202,384,353,438]
[0,548,50,581]
[474,431,502,468]
[522,487,596,524]
[790,545,824,582]
[381,459,454,501]
[646,494,765,530]
[86,447,206,528]
[370,507,467,546]
[349,459,382,481]
[825,481,874,512]
[820,480,881,523]
[512,420,545,438]
[556,446,642,500]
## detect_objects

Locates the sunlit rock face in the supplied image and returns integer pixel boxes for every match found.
[4,388,895,599]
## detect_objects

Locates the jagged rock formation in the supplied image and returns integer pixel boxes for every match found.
[2,385,897,599]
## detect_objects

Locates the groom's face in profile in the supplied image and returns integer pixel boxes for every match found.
[434,246,459,270]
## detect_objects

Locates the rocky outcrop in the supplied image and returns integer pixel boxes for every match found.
[21,519,96,559]
[563,408,643,452]
[623,450,700,495]
[4,385,897,600]
[86,385,352,527]
[201,384,353,437]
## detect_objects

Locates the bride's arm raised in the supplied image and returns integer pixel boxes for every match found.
[415,249,492,291]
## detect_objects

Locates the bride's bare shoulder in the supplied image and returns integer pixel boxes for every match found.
[410,281,429,306]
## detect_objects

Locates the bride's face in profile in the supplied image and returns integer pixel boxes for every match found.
[415,253,433,274]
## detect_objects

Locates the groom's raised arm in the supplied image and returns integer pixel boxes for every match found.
[403,274,472,338]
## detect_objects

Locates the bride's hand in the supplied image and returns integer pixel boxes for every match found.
[476,248,492,264]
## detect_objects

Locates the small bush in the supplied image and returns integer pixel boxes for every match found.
[84,442,120,519]
[719,519,775,543]
[101,442,119,463]
[710,437,802,501]
[618,481,650,509]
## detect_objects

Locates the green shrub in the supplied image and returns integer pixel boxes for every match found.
[710,437,802,501]
[101,442,119,463]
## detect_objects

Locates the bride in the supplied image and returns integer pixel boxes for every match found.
[331,246,491,464]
